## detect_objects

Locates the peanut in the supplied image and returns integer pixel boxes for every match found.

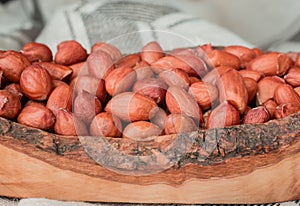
[0,40,299,138]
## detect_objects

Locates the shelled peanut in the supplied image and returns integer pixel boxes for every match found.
[1,40,300,140]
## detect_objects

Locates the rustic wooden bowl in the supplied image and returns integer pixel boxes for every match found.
[0,107,299,204]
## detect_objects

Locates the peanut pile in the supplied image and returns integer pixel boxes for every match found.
[0,40,300,140]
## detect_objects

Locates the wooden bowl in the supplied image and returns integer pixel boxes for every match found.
[0,108,299,204]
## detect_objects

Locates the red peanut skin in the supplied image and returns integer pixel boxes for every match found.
[274,84,300,107]
[91,42,122,62]
[87,50,114,79]
[224,45,256,68]
[243,106,270,124]
[0,90,21,119]
[246,52,292,76]
[166,86,202,123]
[164,114,198,135]
[21,42,53,62]
[105,67,136,96]
[55,40,88,65]
[105,92,158,122]
[217,69,248,114]
[90,112,122,137]
[20,65,53,101]
[207,101,240,129]
[207,50,241,70]
[0,51,30,82]
[141,41,164,64]
[46,84,73,116]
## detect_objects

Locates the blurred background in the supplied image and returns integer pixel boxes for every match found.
[1,0,300,52]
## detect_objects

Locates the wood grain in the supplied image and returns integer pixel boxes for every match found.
[0,111,299,203]
[0,139,299,203]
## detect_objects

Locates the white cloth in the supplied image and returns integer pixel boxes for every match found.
[16,198,300,206]
[18,198,97,206]
[0,197,17,206]
[203,0,300,49]
[35,0,253,54]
